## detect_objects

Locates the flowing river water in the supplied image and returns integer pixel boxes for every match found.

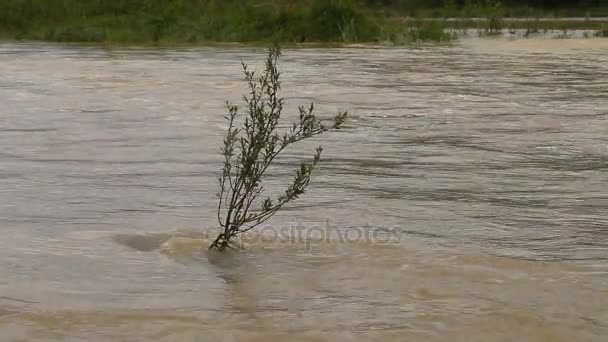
[1,38,607,341]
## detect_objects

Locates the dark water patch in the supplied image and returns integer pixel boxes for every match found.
[0,128,58,133]
[0,308,17,317]
[314,157,406,170]
[0,172,23,179]
[79,109,120,114]
[0,296,38,304]
[279,199,354,211]
[112,233,175,252]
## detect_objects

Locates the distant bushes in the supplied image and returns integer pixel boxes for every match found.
[2,0,607,44]
[306,0,379,41]
[0,0,451,44]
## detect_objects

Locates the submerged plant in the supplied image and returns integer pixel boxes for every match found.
[209,47,348,252]
[595,24,608,37]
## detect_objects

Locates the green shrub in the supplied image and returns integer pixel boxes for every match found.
[44,26,106,42]
[210,47,348,251]
[305,0,378,42]
[0,0,457,44]
[409,21,453,42]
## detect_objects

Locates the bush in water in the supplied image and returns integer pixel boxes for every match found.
[210,47,348,251]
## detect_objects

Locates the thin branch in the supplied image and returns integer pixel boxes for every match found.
[210,47,348,252]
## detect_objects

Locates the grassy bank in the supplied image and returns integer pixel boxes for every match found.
[0,0,453,44]
[0,0,606,44]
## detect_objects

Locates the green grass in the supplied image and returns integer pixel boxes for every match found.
[0,0,469,45]
[0,0,404,44]
[1,0,607,45]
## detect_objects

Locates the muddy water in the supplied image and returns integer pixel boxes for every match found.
[1,38,607,341]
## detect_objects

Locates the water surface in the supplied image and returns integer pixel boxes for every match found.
[1,38,607,341]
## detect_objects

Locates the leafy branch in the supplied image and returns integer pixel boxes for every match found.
[210,47,348,251]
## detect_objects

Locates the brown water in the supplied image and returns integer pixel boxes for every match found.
[1,38,607,341]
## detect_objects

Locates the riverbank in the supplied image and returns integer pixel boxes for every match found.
[0,1,606,44]
[0,0,451,44]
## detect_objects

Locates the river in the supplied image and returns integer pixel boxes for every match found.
[1,38,607,341]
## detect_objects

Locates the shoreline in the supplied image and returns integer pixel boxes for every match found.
[1,17,606,46]
[1,32,606,51]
